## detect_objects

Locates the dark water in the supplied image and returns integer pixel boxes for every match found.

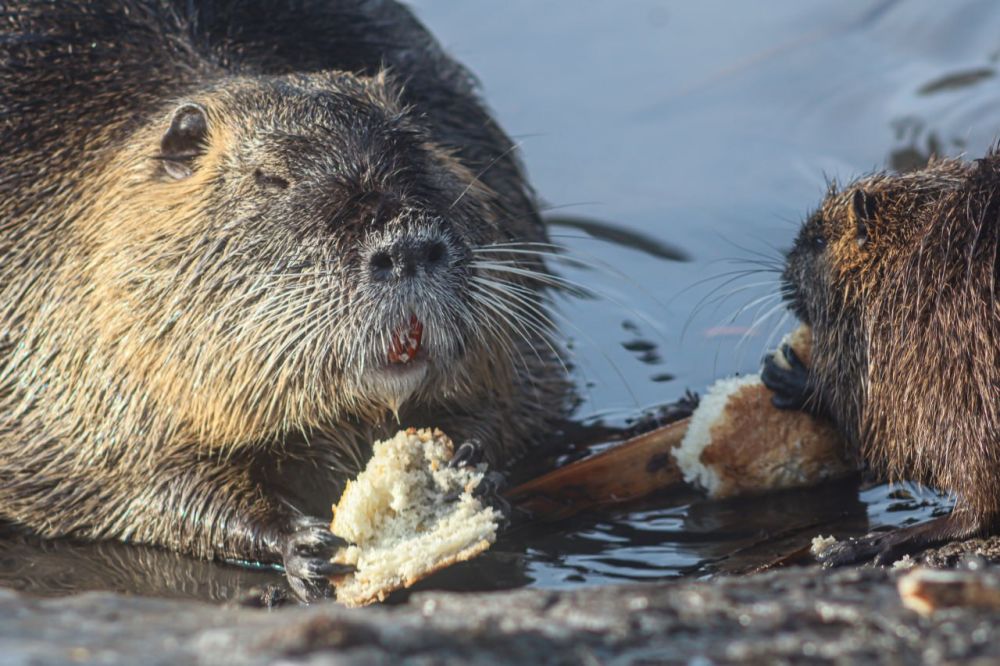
[4,0,998,602]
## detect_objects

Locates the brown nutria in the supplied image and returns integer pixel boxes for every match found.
[763,154,999,565]
[0,0,570,599]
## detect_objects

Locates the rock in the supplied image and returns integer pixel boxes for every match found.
[6,560,1000,664]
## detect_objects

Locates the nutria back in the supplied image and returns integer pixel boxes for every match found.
[0,0,569,597]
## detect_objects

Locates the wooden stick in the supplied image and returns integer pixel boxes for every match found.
[506,417,691,521]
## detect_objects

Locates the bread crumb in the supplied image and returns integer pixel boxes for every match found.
[892,554,916,570]
[810,534,838,556]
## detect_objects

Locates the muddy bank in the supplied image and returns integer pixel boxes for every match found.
[7,540,1000,665]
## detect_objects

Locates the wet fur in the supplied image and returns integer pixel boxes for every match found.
[784,154,999,525]
[0,1,569,567]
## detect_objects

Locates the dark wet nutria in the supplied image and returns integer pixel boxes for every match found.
[0,0,569,598]
[764,154,999,565]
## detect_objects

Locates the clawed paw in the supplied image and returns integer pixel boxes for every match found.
[281,516,354,602]
[761,344,811,411]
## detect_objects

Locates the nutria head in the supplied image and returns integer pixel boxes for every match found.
[59,70,549,449]
[781,159,972,333]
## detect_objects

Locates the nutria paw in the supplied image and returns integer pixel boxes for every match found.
[281,516,354,602]
[816,515,978,568]
[761,344,811,410]
[816,531,909,567]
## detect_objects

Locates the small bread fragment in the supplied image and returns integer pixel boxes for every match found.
[898,568,1000,616]
[329,427,500,607]
[674,373,848,498]
[776,324,813,368]
[810,534,838,557]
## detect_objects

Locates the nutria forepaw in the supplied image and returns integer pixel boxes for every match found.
[761,345,811,411]
[280,516,353,600]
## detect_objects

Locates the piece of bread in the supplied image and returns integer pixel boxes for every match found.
[674,325,850,498]
[775,324,812,368]
[328,428,500,607]
[898,568,1000,616]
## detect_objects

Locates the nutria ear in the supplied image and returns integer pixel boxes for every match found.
[160,102,209,180]
[851,189,877,247]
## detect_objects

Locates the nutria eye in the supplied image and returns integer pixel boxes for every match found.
[254,169,289,190]
[160,102,209,180]
[812,234,826,250]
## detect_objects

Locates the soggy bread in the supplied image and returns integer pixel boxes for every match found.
[674,325,850,498]
[329,428,500,607]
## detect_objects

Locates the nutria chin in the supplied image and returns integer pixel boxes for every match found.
[0,0,571,598]
[764,154,999,565]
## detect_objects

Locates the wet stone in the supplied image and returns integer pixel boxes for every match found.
[6,556,1000,665]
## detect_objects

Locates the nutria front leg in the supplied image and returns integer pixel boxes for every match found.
[112,454,351,602]
[816,511,990,567]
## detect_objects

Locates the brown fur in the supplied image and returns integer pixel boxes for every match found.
[782,154,999,527]
[0,0,570,585]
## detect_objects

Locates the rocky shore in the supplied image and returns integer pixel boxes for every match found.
[7,539,1000,665]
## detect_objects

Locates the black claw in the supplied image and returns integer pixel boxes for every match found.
[285,554,355,579]
[289,528,348,555]
[817,530,918,568]
[450,439,485,468]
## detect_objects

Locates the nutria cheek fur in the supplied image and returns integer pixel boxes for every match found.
[0,0,571,597]
[766,155,1000,565]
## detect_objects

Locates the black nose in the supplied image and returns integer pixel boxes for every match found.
[368,236,449,282]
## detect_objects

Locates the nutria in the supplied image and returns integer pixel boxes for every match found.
[763,154,999,565]
[0,0,569,598]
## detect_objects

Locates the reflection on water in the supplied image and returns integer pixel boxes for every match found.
[3,0,993,601]
[0,524,284,602]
